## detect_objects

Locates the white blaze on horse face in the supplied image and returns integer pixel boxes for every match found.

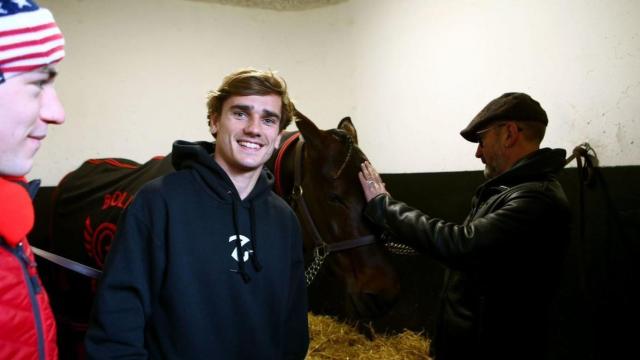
[211,95,283,182]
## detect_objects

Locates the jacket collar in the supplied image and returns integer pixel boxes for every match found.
[476,148,566,197]
[171,140,273,204]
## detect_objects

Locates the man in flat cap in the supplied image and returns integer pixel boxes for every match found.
[359,92,570,360]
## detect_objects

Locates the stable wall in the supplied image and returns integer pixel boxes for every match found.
[35,0,357,185]
[351,0,640,173]
[34,0,640,185]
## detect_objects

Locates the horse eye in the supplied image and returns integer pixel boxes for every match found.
[330,132,349,143]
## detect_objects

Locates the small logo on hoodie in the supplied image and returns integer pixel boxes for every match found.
[228,235,253,262]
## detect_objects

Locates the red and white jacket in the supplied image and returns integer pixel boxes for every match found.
[0,177,58,360]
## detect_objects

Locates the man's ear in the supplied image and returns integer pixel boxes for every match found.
[209,114,218,137]
[504,122,519,148]
[274,131,284,149]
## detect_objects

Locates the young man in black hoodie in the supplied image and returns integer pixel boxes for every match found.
[85,69,309,359]
[359,93,570,360]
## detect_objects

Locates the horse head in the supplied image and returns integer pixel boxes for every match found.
[277,110,400,318]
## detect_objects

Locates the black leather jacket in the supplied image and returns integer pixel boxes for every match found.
[365,148,570,360]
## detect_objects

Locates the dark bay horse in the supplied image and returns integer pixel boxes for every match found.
[273,113,400,318]
[40,113,399,358]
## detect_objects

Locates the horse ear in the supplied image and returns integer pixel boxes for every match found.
[338,117,358,144]
[294,107,323,147]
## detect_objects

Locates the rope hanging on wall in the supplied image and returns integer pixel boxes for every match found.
[565,142,599,185]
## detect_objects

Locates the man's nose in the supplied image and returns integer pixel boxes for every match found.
[40,86,65,125]
[475,143,483,158]
[244,116,260,134]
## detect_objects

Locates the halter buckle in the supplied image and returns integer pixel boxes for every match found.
[291,185,303,200]
[314,242,329,259]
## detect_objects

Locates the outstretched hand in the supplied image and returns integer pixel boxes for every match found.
[358,161,389,202]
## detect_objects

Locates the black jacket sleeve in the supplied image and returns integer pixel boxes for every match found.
[85,193,165,359]
[364,188,565,270]
[284,218,310,359]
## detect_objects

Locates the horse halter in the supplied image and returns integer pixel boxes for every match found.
[274,132,378,285]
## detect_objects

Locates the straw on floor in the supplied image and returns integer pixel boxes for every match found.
[306,313,432,360]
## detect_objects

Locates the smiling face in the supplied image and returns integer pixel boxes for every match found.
[0,66,65,176]
[210,94,283,179]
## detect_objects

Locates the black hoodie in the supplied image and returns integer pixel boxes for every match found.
[85,141,309,360]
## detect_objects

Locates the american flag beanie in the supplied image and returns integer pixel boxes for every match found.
[0,0,64,85]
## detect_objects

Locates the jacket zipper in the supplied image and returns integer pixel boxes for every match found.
[11,242,46,360]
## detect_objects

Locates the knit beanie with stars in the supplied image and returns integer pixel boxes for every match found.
[0,0,64,84]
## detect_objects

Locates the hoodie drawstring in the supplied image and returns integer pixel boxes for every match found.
[249,203,262,272]
[231,199,262,283]
[231,200,251,283]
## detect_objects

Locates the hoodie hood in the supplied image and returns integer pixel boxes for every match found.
[171,140,274,204]
[171,140,274,282]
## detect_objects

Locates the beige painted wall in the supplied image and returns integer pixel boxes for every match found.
[34,0,357,184]
[350,0,640,173]
[33,0,640,185]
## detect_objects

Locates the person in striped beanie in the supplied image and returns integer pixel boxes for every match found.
[0,1,65,359]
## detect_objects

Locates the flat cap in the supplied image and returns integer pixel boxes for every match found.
[460,92,548,142]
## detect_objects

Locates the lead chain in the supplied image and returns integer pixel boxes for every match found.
[385,242,420,255]
[304,246,328,286]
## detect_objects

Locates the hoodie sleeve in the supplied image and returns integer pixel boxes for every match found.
[85,190,165,359]
[284,217,309,359]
